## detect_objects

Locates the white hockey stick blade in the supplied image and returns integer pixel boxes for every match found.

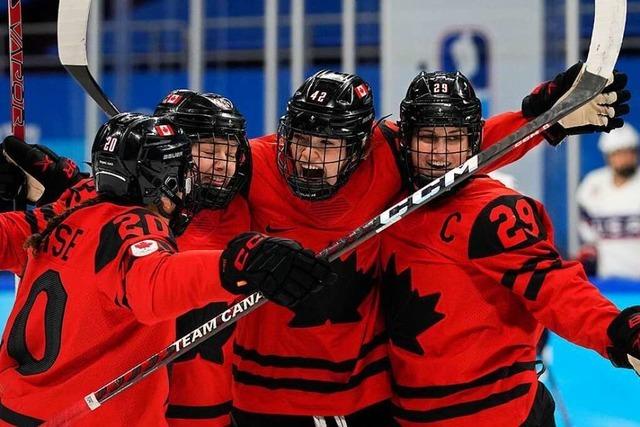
[58,0,120,117]
[585,0,626,78]
[57,0,91,66]
[628,354,640,376]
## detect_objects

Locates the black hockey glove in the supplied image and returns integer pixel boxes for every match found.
[522,62,631,146]
[607,306,640,375]
[220,232,337,308]
[1,136,85,206]
[0,151,25,202]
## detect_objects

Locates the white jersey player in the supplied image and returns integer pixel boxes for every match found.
[576,124,640,279]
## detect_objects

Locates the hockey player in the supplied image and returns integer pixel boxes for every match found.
[0,113,335,425]
[380,70,636,427]
[230,68,598,426]
[154,90,252,427]
[576,124,640,279]
[0,67,625,425]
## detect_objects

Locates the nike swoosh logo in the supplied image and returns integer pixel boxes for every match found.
[265,225,295,233]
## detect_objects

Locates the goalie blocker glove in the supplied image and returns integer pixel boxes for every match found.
[522,62,631,146]
[1,135,85,206]
[220,232,337,308]
[607,306,640,374]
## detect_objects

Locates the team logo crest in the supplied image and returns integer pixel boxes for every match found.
[130,240,159,257]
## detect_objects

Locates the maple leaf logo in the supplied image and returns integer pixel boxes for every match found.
[175,301,235,364]
[34,155,54,172]
[134,241,154,249]
[288,251,376,328]
[382,255,445,355]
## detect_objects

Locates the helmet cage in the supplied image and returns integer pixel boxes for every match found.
[187,129,250,210]
[155,91,250,210]
[276,113,369,200]
[399,72,483,189]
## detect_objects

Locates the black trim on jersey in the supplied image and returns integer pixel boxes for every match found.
[232,357,389,393]
[392,361,537,398]
[0,401,43,426]
[501,250,563,301]
[23,211,39,235]
[40,205,56,222]
[393,383,531,423]
[166,401,232,420]
[233,332,386,372]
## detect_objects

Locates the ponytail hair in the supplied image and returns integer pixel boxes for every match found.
[25,196,104,253]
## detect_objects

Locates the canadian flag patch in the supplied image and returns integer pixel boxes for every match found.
[155,125,175,136]
[163,94,183,105]
[354,84,369,99]
[130,240,159,257]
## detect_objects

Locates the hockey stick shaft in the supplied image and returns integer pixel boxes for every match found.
[44,0,626,424]
[8,0,24,140]
[7,0,27,217]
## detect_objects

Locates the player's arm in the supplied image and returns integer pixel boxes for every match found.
[111,228,336,325]
[0,178,96,275]
[481,63,630,172]
[467,194,619,357]
[480,111,545,172]
[117,241,232,325]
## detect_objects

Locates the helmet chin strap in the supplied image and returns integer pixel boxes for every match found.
[152,184,185,219]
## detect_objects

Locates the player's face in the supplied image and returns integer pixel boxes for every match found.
[410,126,471,179]
[290,133,347,186]
[193,137,239,188]
[608,147,638,177]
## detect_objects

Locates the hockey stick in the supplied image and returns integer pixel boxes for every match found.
[7,0,26,300]
[8,0,25,140]
[43,0,627,424]
[57,0,120,117]
[7,0,27,213]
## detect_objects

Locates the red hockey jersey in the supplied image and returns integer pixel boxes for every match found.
[0,201,231,426]
[380,176,619,427]
[232,111,545,416]
[167,196,251,427]
[0,178,96,277]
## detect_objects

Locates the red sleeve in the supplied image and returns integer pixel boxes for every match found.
[0,179,96,275]
[0,211,38,274]
[120,244,233,325]
[91,206,235,325]
[481,111,545,172]
[467,194,619,357]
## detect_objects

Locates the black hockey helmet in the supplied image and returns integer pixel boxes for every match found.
[92,113,195,216]
[399,71,483,187]
[276,70,375,200]
[154,89,250,210]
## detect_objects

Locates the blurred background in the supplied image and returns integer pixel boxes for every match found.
[1,1,639,425]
